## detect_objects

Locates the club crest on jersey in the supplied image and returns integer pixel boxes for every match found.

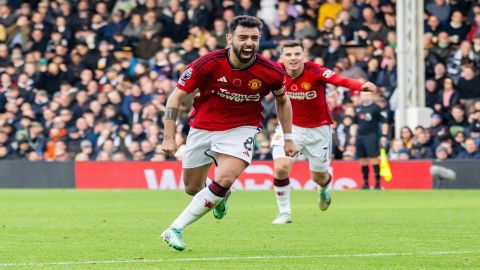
[301,82,311,90]
[181,67,193,80]
[290,84,298,91]
[272,134,282,141]
[248,79,262,90]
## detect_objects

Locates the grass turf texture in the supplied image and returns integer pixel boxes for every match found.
[0,190,479,270]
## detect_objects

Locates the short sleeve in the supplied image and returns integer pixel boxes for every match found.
[176,61,206,94]
[271,76,286,96]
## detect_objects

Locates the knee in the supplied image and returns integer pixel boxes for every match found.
[274,163,290,178]
[313,172,330,185]
[184,184,203,196]
[214,173,235,188]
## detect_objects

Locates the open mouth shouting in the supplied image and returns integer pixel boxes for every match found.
[237,46,255,62]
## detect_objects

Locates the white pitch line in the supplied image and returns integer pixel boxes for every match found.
[0,251,476,268]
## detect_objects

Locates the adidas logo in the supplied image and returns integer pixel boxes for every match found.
[243,151,250,157]
[217,76,227,83]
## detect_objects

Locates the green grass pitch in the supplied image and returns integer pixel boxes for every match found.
[0,189,479,269]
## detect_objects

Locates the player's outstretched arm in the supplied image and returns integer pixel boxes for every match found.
[319,67,377,93]
[274,94,299,157]
[162,88,188,156]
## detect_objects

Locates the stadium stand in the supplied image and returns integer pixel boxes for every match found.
[0,0,479,161]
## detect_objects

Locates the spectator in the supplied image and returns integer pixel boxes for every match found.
[470,109,480,143]
[294,17,318,41]
[210,18,228,48]
[234,0,258,16]
[457,66,480,108]
[186,0,210,28]
[411,130,435,159]
[75,152,90,161]
[253,141,273,161]
[388,139,405,160]
[456,138,480,159]
[425,79,439,109]
[447,105,469,131]
[431,32,454,61]
[321,38,347,69]
[447,40,478,81]
[1,0,478,163]
[426,0,451,23]
[342,145,356,161]
[112,151,128,161]
[317,0,342,29]
[435,77,459,114]
[400,126,414,150]
[445,10,470,44]
[467,13,480,41]
[376,54,397,98]
[425,15,444,36]
[96,150,112,161]
[6,15,30,49]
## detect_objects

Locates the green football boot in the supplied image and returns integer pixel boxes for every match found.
[161,227,186,251]
[319,188,331,211]
[213,190,231,219]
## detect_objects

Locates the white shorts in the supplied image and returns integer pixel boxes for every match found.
[182,126,261,169]
[271,125,332,172]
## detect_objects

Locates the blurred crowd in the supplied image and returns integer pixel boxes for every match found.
[0,0,479,162]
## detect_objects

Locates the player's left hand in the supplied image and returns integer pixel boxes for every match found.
[284,140,299,157]
[361,82,377,93]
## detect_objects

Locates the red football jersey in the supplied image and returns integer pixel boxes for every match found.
[177,49,285,131]
[280,62,363,128]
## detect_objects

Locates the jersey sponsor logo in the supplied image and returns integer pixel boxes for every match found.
[248,79,262,90]
[272,86,285,96]
[233,78,242,87]
[217,88,260,102]
[181,67,193,80]
[217,76,227,83]
[290,84,298,91]
[322,69,335,79]
[287,90,317,100]
[178,79,185,86]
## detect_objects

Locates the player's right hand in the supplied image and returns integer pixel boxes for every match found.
[162,138,177,156]
[284,140,299,158]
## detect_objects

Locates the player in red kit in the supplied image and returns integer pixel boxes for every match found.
[271,40,377,224]
[160,16,299,250]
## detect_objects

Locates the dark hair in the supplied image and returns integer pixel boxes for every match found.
[228,15,263,34]
[281,40,303,52]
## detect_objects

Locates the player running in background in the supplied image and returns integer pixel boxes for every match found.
[270,40,377,224]
[160,16,299,251]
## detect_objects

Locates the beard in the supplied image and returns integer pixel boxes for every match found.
[232,45,256,63]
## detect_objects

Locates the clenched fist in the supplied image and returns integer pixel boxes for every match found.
[162,138,177,156]
[284,140,299,157]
